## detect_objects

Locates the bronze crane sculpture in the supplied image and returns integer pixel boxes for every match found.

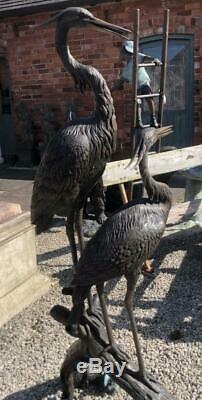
[63,124,173,391]
[31,7,131,266]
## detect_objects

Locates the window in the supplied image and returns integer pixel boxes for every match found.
[140,34,194,148]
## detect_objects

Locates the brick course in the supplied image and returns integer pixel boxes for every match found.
[0,0,201,154]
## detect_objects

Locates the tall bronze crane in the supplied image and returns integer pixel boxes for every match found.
[64,125,173,391]
[31,7,130,267]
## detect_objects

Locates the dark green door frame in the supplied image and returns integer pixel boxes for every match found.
[140,34,194,148]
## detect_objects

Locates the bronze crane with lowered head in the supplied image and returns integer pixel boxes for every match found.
[30,7,131,267]
[62,124,173,392]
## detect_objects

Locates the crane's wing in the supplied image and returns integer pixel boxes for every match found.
[73,201,166,286]
[31,124,93,232]
[35,126,91,191]
[31,125,91,215]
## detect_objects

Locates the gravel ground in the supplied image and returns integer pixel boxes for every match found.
[0,217,201,400]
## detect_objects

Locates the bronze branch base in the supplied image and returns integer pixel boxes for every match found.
[50,297,176,400]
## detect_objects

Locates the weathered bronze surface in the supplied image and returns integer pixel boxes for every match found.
[59,125,174,397]
[51,296,176,400]
[30,7,176,400]
[30,7,130,268]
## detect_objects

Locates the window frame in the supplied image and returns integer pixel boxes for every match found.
[139,33,194,146]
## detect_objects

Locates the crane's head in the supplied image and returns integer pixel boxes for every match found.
[128,125,173,168]
[57,7,131,39]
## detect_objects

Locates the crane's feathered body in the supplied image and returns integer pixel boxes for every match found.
[31,58,117,233]
[31,111,116,226]
[71,125,173,289]
[73,198,168,286]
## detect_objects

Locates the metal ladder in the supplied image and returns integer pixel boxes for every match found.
[119,8,170,203]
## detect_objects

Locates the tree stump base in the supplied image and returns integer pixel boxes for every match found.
[51,297,176,400]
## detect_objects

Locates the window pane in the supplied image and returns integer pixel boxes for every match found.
[140,36,193,147]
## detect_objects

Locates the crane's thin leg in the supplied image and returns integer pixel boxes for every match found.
[96,283,115,346]
[75,206,85,254]
[75,205,93,308]
[65,212,78,268]
[125,270,158,393]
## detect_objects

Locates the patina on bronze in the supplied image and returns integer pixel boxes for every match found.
[62,125,173,394]
[30,7,131,268]
[51,295,176,400]
[30,7,175,399]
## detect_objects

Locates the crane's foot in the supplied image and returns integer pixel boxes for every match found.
[103,344,129,363]
[142,259,154,275]
[137,371,159,393]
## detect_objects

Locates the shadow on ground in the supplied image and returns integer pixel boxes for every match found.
[37,218,201,345]
[37,245,72,264]
[106,228,202,343]
[0,166,35,181]
[3,377,61,400]
[3,376,115,400]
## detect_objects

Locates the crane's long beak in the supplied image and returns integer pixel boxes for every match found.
[89,17,131,39]
[128,125,173,169]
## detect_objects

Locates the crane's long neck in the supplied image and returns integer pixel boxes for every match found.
[55,24,116,127]
[139,153,172,213]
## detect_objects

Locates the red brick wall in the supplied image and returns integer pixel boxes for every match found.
[0,0,201,154]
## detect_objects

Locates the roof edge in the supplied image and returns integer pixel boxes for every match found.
[0,0,121,18]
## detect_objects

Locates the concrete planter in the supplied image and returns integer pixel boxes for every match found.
[0,208,49,327]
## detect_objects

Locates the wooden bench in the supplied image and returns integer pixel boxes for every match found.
[102,145,202,204]
[103,145,202,187]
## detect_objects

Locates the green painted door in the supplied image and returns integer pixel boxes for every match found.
[140,34,194,148]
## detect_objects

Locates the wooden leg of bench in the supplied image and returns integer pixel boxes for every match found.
[142,259,154,275]
[119,183,128,204]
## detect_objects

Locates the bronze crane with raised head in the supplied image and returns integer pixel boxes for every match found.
[63,124,173,391]
[31,7,131,267]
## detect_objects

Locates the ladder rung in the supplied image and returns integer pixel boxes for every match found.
[140,124,150,128]
[137,93,160,99]
[138,62,162,67]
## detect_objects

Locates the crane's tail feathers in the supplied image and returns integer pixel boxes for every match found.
[31,213,54,234]
[157,125,173,138]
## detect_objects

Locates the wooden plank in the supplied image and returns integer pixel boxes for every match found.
[103,145,202,187]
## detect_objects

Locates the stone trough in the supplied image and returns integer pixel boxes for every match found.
[0,201,49,327]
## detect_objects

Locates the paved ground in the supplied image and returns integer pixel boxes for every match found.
[0,166,34,211]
